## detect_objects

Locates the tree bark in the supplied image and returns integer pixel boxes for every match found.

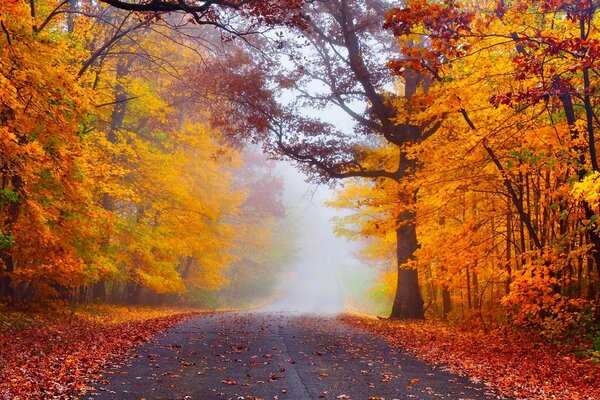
[441,286,451,319]
[390,212,424,319]
[0,256,15,301]
[0,174,22,303]
[92,280,107,302]
[124,282,142,304]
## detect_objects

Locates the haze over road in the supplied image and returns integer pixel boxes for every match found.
[264,161,373,315]
[261,253,345,314]
[93,313,501,400]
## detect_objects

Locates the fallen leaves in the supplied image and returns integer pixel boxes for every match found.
[269,372,284,381]
[341,315,600,400]
[0,307,203,399]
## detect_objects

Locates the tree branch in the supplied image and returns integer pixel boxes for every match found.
[459,108,542,249]
[99,0,253,12]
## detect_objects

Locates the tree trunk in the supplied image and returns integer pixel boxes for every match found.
[472,268,480,309]
[125,282,142,304]
[92,280,107,302]
[441,286,451,319]
[0,255,15,302]
[67,0,77,33]
[466,265,472,309]
[0,174,22,303]
[390,214,424,319]
[505,207,512,295]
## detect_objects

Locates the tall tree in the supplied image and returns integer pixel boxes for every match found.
[0,0,289,305]
[0,1,109,301]
[192,0,436,318]
[379,0,600,327]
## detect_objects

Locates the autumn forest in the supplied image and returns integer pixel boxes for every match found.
[1,0,600,399]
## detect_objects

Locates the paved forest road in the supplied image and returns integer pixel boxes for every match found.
[91,313,500,400]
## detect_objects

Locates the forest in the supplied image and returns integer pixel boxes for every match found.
[1,0,600,399]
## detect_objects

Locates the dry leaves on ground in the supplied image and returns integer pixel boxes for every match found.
[0,306,203,399]
[341,315,600,400]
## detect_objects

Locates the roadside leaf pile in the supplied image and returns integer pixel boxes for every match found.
[0,308,201,399]
[342,315,600,400]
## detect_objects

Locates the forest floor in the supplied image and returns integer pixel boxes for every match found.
[0,305,205,399]
[341,315,600,400]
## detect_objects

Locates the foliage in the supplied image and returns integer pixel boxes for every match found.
[329,0,600,336]
[0,1,288,305]
[0,1,108,299]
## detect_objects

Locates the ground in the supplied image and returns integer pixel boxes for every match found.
[91,312,500,400]
[2,308,597,399]
[341,315,600,400]
[0,306,202,399]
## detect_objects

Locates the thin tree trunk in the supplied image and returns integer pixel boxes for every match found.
[466,265,472,310]
[505,203,512,294]
[472,267,480,309]
[441,286,451,319]
[0,174,23,303]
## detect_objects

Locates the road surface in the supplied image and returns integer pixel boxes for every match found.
[91,313,501,400]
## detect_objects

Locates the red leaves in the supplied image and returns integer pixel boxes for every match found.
[385,0,474,77]
[239,0,307,29]
[269,372,284,381]
[489,92,513,107]
[0,311,200,399]
[384,0,473,40]
[342,315,600,400]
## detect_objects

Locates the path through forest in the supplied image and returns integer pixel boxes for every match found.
[92,312,501,400]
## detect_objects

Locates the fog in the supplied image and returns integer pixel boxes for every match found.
[256,57,382,315]
[259,162,377,315]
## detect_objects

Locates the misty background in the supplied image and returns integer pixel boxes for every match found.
[257,160,386,315]
[255,83,390,315]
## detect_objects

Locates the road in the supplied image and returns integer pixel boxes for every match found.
[91,313,500,400]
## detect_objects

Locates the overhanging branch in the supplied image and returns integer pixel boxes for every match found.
[98,0,252,13]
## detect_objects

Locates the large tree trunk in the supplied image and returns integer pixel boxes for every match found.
[389,122,425,319]
[124,282,142,305]
[390,212,424,319]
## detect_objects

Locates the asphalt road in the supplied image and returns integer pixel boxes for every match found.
[90,313,501,400]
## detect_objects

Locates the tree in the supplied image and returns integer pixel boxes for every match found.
[379,0,600,328]
[191,0,435,318]
[99,0,307,33]
[216,147,291,308]
[77,6,258,304]
[0,1,109,301]
[0,0,288,306]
